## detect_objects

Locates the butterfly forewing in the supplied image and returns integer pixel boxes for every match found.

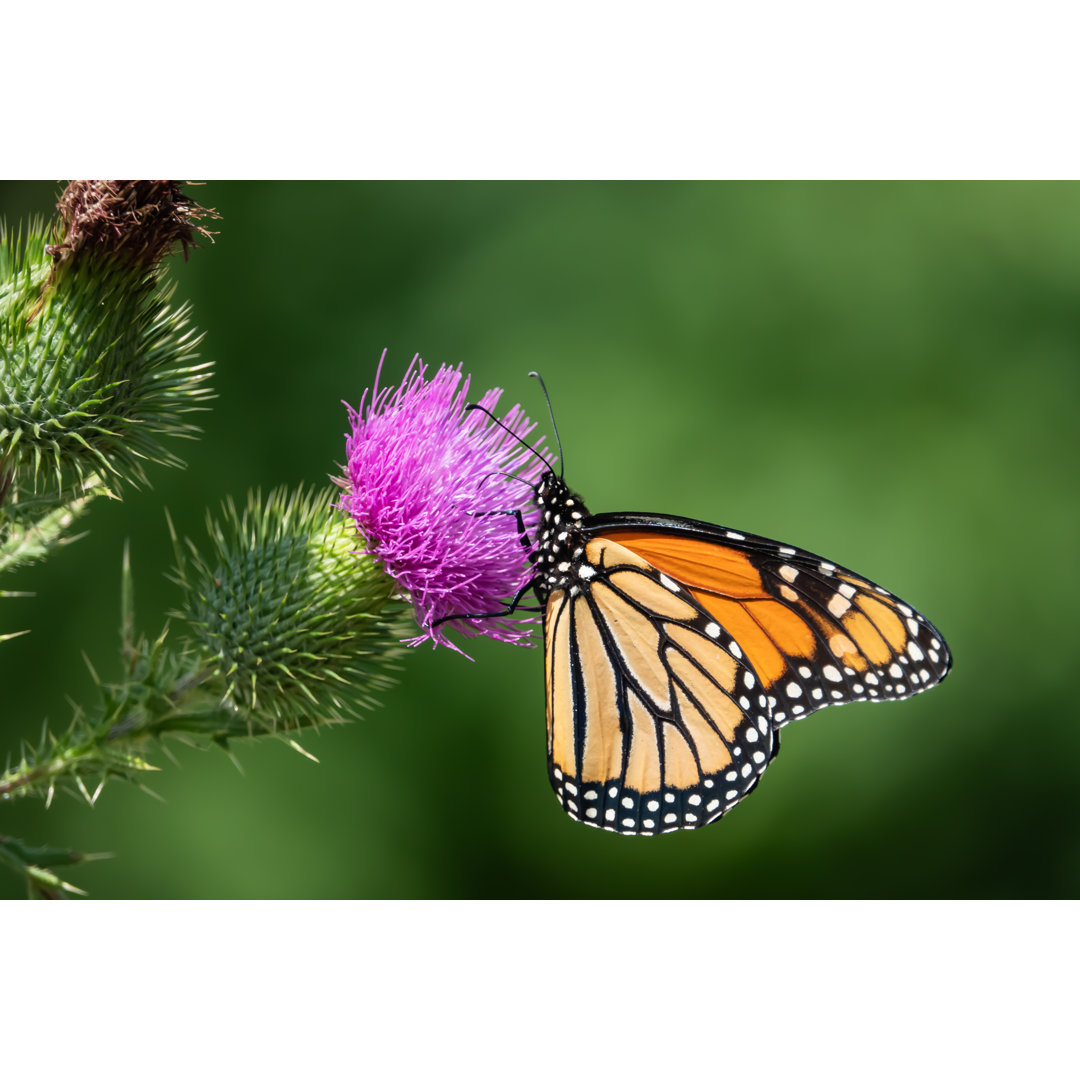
[584,513,952,727]
[544,536,778,835]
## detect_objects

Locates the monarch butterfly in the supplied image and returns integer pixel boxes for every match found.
[453,376,952,835]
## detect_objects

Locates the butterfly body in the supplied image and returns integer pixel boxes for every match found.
[528,471,951,835]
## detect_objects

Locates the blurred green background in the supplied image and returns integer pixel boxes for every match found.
[1,181,1077,898]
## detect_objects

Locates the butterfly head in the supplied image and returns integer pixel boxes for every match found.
[533,471,592,601]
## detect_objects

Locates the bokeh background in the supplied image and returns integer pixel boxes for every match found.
[1,181,1077,898]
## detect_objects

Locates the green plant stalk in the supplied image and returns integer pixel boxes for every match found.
[0,636,345,808]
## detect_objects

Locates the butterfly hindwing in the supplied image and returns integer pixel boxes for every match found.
[544,536,778,835]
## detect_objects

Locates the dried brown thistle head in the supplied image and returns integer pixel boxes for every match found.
[46,181,219,270]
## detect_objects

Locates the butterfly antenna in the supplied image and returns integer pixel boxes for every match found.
[477,470,537,492]
[528,371,564,478]
[464,403,553,474]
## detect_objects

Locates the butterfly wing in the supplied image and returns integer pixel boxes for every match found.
[544,535,779,835]
[583,512,952,726]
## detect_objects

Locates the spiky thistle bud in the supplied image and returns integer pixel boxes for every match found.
[174,487,405,728]
[0,181,216,495]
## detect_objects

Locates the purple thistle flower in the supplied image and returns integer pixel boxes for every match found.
[340,352,553,655]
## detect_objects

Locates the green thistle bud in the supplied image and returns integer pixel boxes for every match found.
[0,181,216,494]
[174,487,405,728]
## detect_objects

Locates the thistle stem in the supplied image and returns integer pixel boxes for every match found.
[0,716,159,803]
[0,647,347,806]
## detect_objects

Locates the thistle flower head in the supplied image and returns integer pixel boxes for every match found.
[340,353,552,653]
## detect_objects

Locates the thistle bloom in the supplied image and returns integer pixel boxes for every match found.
[340,353,552,653]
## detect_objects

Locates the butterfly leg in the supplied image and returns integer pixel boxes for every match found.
[432,508,542,629]
[431,575,544,628]
[468,507,536,563]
